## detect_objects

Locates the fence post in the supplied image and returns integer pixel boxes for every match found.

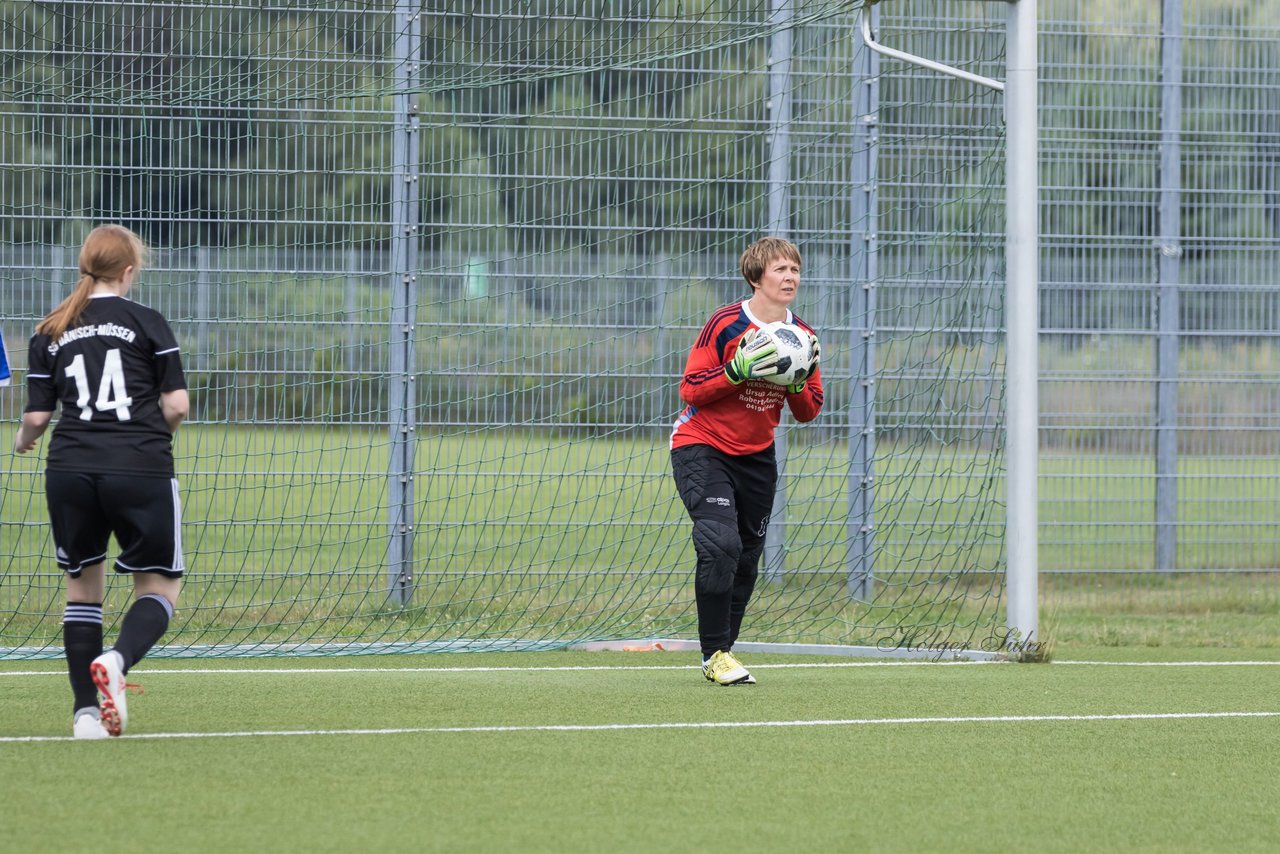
[847,7,878,601]
[387,2,421,604]
[196,246,210,378]
[346,248,361,419]
[1155,0,1183,573]
[762,0,794,582]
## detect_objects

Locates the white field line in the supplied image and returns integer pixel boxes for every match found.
[7,660,1280,676]
[0,660,1003,677]
[1053,660,1280,666]
[3,658,1280,678]
[2,711,1278,743]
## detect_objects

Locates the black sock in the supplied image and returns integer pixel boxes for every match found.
[63,603,103,714]
[695,588,733,659]
[113,594,172,673]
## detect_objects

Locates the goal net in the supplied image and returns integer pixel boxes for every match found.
[0,1,1010,658]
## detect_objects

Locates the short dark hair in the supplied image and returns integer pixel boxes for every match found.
[740,236,802,289]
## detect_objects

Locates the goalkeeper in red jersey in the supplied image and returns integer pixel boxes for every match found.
[670,236,823,685]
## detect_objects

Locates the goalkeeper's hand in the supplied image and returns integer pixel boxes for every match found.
[786,332,821,394]
[725,328,780,385]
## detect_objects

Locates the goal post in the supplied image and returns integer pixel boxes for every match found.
[1004,0,1040,655]
[859,0,1040,654]
[860,0,1039,655]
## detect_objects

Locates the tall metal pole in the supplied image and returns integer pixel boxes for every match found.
[1004,0,1039,649]
[762,0,793,582]
[387,2,421,604]
[856,0,1036,647]
[1155,0,1183,573]
[848,4,879,601]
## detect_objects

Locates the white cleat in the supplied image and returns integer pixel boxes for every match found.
[73,710,110,740]
[90,651,128,737]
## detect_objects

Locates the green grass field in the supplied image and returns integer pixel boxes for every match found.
[2,647,1278,853]
[5,425,1280,656]
[4,427,1278,851]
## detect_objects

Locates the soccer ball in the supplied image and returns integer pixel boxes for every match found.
[757,320,814,387]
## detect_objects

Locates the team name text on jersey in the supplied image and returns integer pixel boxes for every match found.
[48,323,138,355]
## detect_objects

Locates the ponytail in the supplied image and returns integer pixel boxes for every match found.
[36,224,146,341]
[35,274,96,341]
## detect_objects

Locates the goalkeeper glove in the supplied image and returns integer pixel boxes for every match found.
[725,328,779,385]
[786,333,821,394]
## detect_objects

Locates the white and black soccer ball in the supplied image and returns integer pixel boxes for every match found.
[758,320,814,387]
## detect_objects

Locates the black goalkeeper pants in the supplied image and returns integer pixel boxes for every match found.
[670,443,777,656]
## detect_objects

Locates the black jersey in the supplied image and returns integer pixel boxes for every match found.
[25,294,186,476]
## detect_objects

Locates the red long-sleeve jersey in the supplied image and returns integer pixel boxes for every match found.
[670,300,824,455]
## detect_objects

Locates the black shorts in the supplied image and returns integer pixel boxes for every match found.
[670,443,777,539]
[45,471,185,578]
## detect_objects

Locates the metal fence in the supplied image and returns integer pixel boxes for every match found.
[2,2,1279,646]
[1040,2,1280,577]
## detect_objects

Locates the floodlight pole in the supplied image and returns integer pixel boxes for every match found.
[858,0,1039,652]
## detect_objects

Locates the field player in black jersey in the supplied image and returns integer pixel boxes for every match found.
[14,224,189,739]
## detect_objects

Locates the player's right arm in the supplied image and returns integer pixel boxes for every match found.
[17,332,56,454]
[679,309,777,407]
[679,312,738,407]
[14,411,51,454]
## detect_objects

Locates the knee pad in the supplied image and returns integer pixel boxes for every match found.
[692,517,741,595]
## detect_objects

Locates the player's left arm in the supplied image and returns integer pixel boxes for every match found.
[149,311,188,433]
[785,365,823,422]
[160,389,189,433]
[785,329,824,423]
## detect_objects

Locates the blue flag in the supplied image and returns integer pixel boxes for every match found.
[0,328,10,387]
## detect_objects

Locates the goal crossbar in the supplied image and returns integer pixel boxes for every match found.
[858,4,1005,91]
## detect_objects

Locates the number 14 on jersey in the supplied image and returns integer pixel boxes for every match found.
[65,348,133,421]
